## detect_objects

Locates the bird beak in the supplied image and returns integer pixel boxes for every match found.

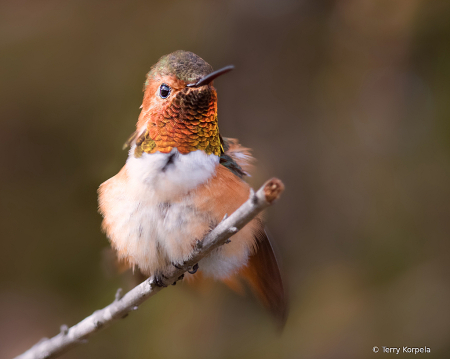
[186,65,234,87]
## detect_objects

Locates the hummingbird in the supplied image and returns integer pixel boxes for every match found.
[98,50,287,326]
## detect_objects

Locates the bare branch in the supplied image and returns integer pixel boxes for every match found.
[15,178,284,359]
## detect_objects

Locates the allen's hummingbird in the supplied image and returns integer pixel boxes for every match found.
[98,50,287,325]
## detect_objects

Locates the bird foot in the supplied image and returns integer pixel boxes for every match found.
[188,263,199,274]
[154,274,168,287]
[172,262,183,270]
[171,273,185,286]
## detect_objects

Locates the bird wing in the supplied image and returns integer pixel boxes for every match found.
[219,136,254,178]
[231,225,288,328]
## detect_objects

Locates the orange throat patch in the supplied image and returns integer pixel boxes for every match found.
[134,88,221,157]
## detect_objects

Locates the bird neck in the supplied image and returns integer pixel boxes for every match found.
[134,106,221,157]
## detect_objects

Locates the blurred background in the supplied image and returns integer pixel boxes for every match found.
[1,0,450,358]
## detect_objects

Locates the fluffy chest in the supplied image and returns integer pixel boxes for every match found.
[126,147,219,201]
[99,148,220,273]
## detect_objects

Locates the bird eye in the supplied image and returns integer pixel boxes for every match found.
[159,84,171,99]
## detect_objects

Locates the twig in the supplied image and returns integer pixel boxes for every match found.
[15,178,284,359]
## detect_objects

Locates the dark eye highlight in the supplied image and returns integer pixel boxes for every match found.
[159,84,171,99]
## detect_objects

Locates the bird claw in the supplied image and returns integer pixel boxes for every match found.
[154,275,168,287]
[188,263,199,274]
[171,274,185,286]
[172,262,183,270]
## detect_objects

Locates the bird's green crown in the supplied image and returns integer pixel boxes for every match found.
[145,50,213,87]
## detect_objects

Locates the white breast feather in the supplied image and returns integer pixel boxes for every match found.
[101,147,253,278]
[102,148,219,275]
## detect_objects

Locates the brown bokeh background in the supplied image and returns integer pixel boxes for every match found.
[1,1,450,358]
